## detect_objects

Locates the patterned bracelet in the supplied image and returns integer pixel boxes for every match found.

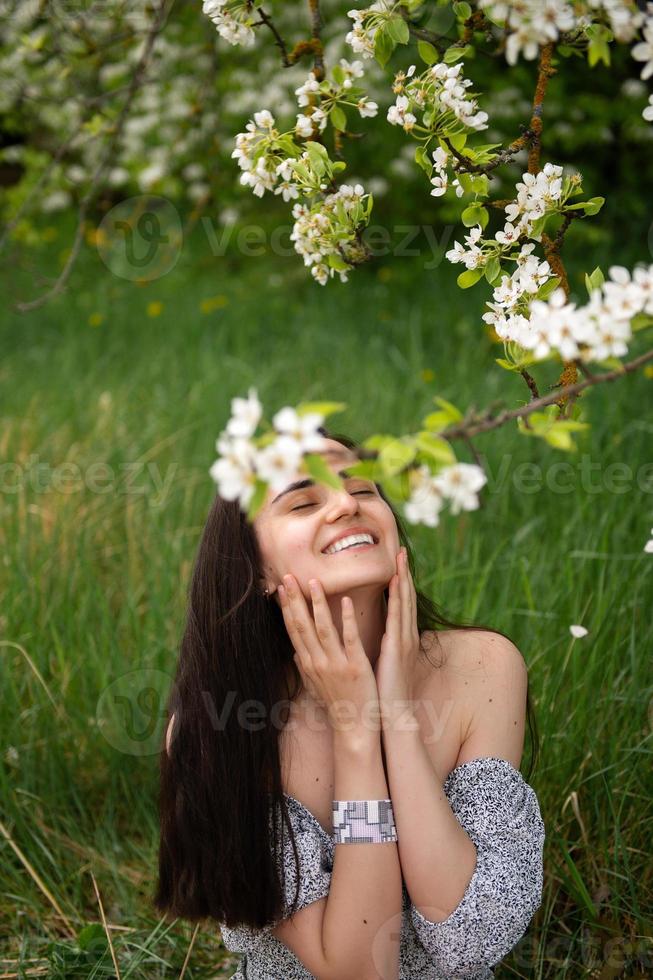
[332,799,399,844]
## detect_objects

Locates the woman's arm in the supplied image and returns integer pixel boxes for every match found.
[271,728,403,980]
[381,634,544,976]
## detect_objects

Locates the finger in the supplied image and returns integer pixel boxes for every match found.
[282,574,325,665]
[385,573,401,646]
[309,579,347,662]
[340,595,365,661]
[399,549,420,648]
[278,580,312,661]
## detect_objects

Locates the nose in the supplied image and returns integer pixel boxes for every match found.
[325,488,361,521]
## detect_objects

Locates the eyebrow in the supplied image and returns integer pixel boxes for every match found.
[271,469,363,507]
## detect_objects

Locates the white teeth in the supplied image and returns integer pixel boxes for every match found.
[324,533,375,555]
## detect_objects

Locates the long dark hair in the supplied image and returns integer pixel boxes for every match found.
[153,426,540,930]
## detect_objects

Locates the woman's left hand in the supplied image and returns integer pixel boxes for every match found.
[374,546,422,729]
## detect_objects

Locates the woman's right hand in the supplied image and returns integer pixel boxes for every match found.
[278,574,381,739]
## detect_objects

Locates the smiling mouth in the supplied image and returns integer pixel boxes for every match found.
[322,541,378,556]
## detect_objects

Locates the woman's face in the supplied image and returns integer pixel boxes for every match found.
[254,439,401,603]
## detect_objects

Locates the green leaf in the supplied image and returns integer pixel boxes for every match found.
[414,144,431,175]
[583,196,604,216]
[422,411,451,432]
[413,431,456,465]
[447,131,467,152]
[331,64,345,85]
[432,396,463,421]
[536,275,562,299]
[374,25,395,67]
[378,438,417,476]
[327,252,350,271]
[484,255,501,284]
[461,204,487,228]
[469,174,490,197]
[295,401,347,419]
[456,172,474,194]
[585,266,604,295]
[588,37,610,68]
[387,16,409,44]
[330,105,347,131]
[246,477,270,522]
[77,924,108,951]
[631,313,653,332]
[453,1,472,18]
[417,40,439,65]
[302,452,347,491]
[457,268,484,288]
[443,45,466,64]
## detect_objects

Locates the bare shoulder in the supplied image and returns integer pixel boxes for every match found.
[421,627,528,682]
[420,628,529,770]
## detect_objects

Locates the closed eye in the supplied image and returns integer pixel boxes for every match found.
[290,490,374,512]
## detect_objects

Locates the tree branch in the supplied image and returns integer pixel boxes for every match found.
[254,7,291,66]
[439,347,653,442]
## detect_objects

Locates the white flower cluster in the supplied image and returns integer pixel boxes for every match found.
[644,526,653,553]
[210,388,328,510]
[387,62,488,135]
[211,389,483,530]
[478,0,647,64]
[346,1,395,59]
[291,183,369,285]
[585,0,647,42]
[232,110,301,200]
[504,162,566,236]
[429,146,463,198]
[295,60,378,138]
[403,463,487,527]
[202,0,258,47]
[445,163,569,270]
[481,241,553,322]
[0,3,219,210]
[489,263,653,363]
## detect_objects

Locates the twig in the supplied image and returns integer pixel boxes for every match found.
[438,347,653,441]
[254,7,291,66]
[308,0,325,81]
[527,41,556,175]
[13,0,171,313]
[443,127,535,176]
[520,368,540,400]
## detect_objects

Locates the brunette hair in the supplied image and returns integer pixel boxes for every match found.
[153,427,540,930]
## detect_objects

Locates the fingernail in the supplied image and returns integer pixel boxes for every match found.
[309,580,318,594]
[278,585,285,597]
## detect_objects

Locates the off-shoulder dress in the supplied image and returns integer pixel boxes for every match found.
[219,755,546,979]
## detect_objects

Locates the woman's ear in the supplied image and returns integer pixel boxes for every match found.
[165,712,176,757]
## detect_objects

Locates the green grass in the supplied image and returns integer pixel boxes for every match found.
[1,210,652,977]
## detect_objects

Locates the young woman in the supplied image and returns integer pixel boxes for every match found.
[154,427,545,979]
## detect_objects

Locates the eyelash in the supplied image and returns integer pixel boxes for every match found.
[290,490,374,512]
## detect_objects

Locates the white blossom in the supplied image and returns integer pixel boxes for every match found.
[271,406,327,455]
[569,624,588,638]
[631,19,653,79]
[432,462,487,514]
[226,387,263,438]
